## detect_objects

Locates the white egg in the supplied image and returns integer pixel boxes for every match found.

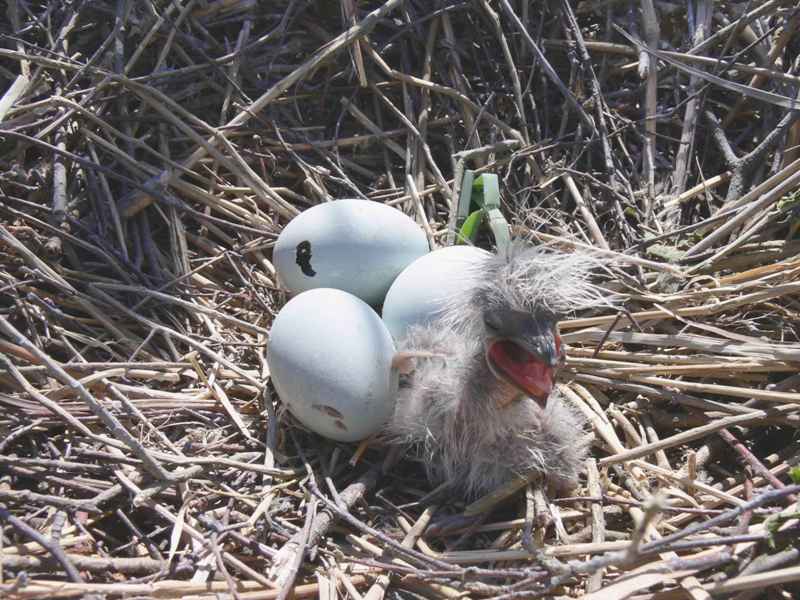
[382,245,492,340]
[267,288,399,442]
[273,199,430,306]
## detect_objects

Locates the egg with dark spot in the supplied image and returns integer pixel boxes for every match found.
[267,288,399,442]
[273,200,430,305]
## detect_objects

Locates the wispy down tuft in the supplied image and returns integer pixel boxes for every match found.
[440,240,614,335]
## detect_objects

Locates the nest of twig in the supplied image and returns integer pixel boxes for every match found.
[1,1,800,598]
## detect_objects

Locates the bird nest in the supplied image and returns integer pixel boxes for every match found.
[1,1,800,598]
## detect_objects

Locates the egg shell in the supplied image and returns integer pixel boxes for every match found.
[267,288,399,442]
[273,199,430,306]
[382,245,492,340]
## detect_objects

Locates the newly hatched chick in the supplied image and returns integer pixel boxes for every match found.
[386,242,609,498]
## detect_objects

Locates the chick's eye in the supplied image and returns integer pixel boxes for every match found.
[483,312,502,331]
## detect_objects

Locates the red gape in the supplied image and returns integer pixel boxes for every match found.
[488,341,554,404]
[554,333,565,365]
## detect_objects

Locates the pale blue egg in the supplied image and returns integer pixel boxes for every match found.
[268,288,398,442]
[382,245,492,340]
[273,200,430,306]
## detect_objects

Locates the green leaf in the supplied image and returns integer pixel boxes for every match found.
[458,209,484,244]
[456,170,476,221]
[763,510,800,550]
[765,515,779,550]
[790,466,800,485]
[470,177,485,209]
[485,207,510,252]
[777,192,800,213]
[478,174,501,209]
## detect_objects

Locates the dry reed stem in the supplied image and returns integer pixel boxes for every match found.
[1,1,799,598]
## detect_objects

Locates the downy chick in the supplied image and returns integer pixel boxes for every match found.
[386,242,609,498]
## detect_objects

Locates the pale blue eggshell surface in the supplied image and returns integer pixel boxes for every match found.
[267,288,399,442]
[382,245,492,340]
[273,199,430,306]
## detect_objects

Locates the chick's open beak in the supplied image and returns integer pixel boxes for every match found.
[486,333,563,406]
